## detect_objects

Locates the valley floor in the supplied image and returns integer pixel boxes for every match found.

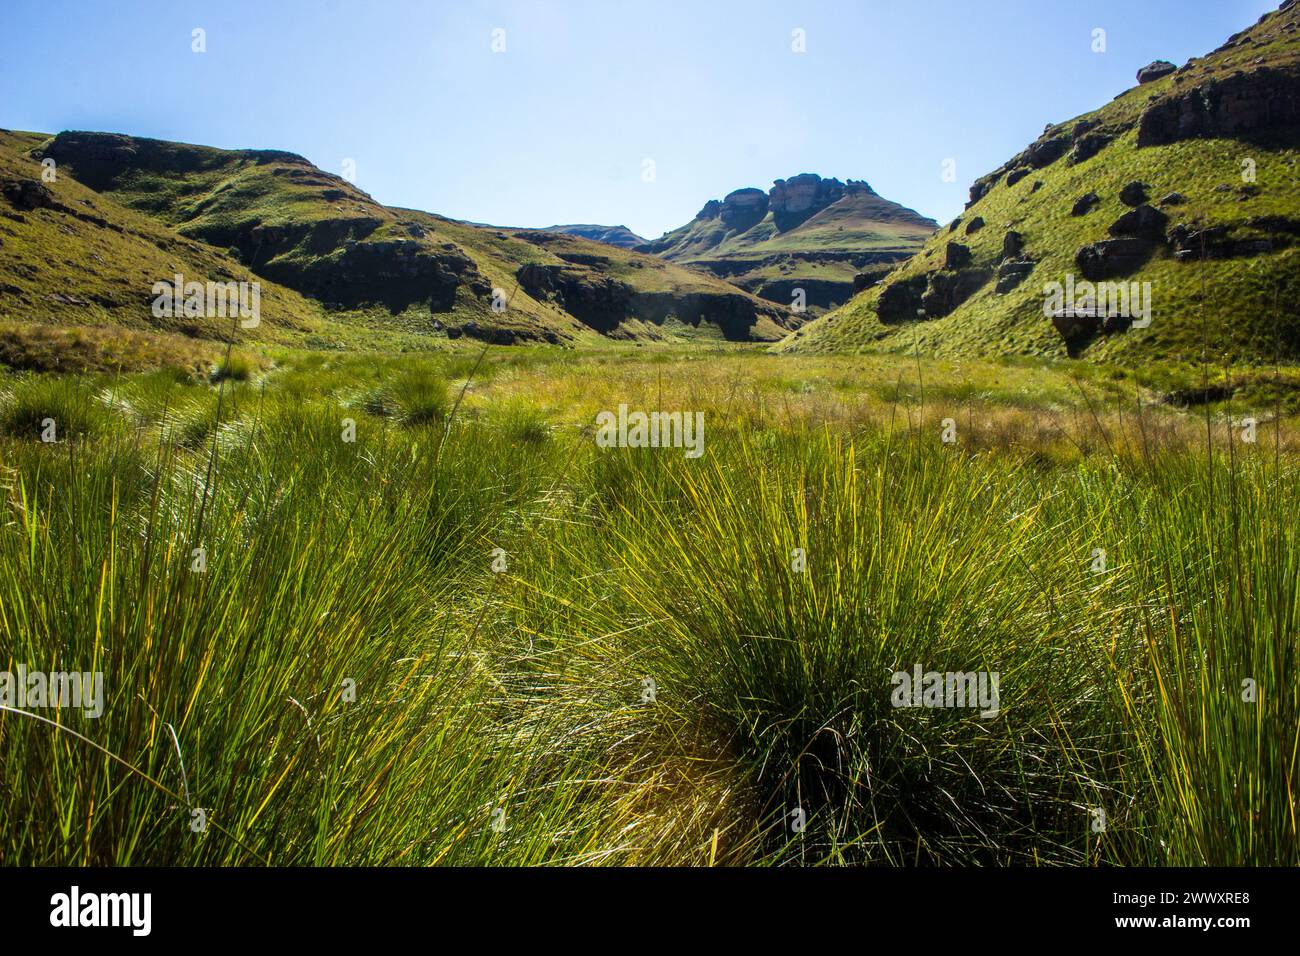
[1,344,1297,865]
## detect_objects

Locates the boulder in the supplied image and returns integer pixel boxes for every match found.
[1076,238,1155,280]
[1051,310,1101,346]
[1001,230,1025,260]
[1247,214,1300,235]
[1,179,56,211]
[1024,136,1070,168]
[1071,192,1102,216]
[1236,238,1274,255]
[1168,223,1231,258]
[968,171,1002,206]
[964,216,985,235]
[1158,192,1188,206]
[1168,222,1284,260]
[1108,204,1169,241]
[1006,168,1031,187]
[944,241,973,270]
[1137,60,1178,84]
[1119,181,1149,206]
[1069,132,1114,165]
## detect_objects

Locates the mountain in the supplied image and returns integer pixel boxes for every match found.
[0,128,330,370]
[638,173,937,313]
[783,0,1300,364]
[0,130,796,361]
[542,224,646,248]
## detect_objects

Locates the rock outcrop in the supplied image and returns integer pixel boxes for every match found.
[769,174,858,230]
[720,188,770,232]
[1137,65,1300,146]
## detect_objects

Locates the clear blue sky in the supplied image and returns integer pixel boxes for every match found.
[0,0,1278,239]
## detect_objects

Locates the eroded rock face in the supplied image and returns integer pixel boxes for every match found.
[516,263,631,331]
[515,263,787,340]
[42,130,492,315]
[696,199,723,219]
[306,237,488,312]
[1137,66,1300,146]
[720,188,769,232]
[768,174,854,231]
[877,276,928,322]
[921,268,992,317]
[757,277,847,311]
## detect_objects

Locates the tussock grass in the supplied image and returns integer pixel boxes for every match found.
[1,349,1296,866]
[0,375,121,441]
[362,364,449,426]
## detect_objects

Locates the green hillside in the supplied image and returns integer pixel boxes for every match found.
[783,1,1300,365]
[0,129,331,370]
[22,131,793,346]
[639,174,936,313]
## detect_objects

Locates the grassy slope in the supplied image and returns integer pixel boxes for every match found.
[783,2,1300,365]
[22,131,791,346]
[0,129,328,367]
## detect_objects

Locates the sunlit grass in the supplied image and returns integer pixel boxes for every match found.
[1,348,1296,866]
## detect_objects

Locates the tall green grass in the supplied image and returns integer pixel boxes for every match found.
[1,355,1295,865]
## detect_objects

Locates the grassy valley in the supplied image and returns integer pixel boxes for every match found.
[2,0,1298,877]
[2,346,1296,865]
